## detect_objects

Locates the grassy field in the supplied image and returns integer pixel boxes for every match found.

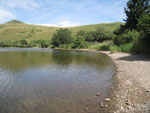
[0,20,122,41]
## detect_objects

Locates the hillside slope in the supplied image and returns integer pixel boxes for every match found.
[0,20,123,41]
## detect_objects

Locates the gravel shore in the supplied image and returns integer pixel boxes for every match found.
[101,51,150,113]
[54,49,150,112]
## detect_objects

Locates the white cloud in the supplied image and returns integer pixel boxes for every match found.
[0,7,15,22]
[35,21,80,27]
[57,21,80,27]
[0,0,40,10]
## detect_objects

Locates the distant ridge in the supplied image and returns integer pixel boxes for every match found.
[0,20,123,41]
[7,20,25,24]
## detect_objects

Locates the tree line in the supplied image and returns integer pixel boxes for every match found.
[0,27,111,49]
[0,39,50,48]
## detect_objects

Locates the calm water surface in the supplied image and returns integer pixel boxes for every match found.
[0,48,115,113]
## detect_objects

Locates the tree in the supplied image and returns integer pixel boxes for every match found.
[76,30,87,38]
[51,28,72,47]
[73,36,86,48]
[85,31,96,42]
[134,13,150,53]
[41,40,50,48]
[123,0,150,30]
[138,14,150,37]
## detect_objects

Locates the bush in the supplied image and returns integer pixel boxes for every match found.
[40,40,50,48]
[113,29,140,45]
[13,39,28,48]
[20,39,28,45]
[99,45,110,51]
[29,40,50,48]
[84,28,111,43]
[120,43,133,52]
[0,41,13,47]
[110,43,133,53]
[132,35,150,54]
[29,40,36,47]
[73,36,87,49]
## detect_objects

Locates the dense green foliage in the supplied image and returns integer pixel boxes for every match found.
[77,28,111,42]
[73,36,88,48]
[113,0,150,54]
[113,29,140,45]
[51,28,73,47]
[51,28,89,49]
[124,0,149,30]
[0,39,51,48]
[29,40,50,48]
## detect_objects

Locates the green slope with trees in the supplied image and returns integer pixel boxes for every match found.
[0,0,149,54]
[0,20,122,41]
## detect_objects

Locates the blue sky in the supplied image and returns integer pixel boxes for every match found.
[0,0,128,27]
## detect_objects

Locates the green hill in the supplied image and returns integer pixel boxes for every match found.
[0,20,123,41]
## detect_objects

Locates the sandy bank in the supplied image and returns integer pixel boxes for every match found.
[101,51,150,113]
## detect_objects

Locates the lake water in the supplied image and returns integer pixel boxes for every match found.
[0,48,115,113]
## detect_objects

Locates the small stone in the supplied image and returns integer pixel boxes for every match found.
[85,107,88,111]
[96,93,100,96]
[127,106,132,109]
[105,105,108,107]
[120,106,124,109]
[115,95,119,98]
[100,103,104,108]
[126,102,130,105]
[105,98,111,102]
[143,101,147,104]
[146,89,150,93]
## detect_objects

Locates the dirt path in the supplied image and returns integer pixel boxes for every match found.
[101,51,150,113]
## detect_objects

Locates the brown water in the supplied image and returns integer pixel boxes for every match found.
[0,48,115,113]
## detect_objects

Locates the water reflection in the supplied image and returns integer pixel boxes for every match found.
[0,48,115,113]
[0,49,111,72]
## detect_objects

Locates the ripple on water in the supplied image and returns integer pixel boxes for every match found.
[0,48,115,113]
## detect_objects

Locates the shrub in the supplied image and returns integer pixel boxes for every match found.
[113,29,140,45]
[29,40,36,47]
[99,45,110,51]
[12,39,28,48]
[40,40,50,48]
[110,43,133,53]
[0,41,13,47]
[132,35,150,54]
[73,36,86,48]
[29,40,50,48]
[20,39,28,45]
